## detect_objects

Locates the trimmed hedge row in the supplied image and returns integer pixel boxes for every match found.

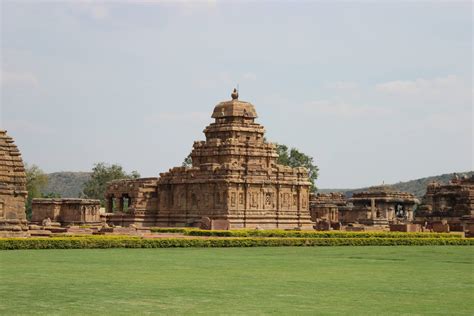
[184,229,461,239]
[0,237,472,250]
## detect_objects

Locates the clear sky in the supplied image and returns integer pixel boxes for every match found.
[1,0,472,188]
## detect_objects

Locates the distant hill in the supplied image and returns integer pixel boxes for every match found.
[45,170,473,199]
[319,171,474,199]
[43,172,91,198]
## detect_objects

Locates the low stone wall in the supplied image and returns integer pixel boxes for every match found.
[31,198,101,225]
[432,221,450,233]
[0,219,29,237]
[389,224,421,232]
[103,213,156,227]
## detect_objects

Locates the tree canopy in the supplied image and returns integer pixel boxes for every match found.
[182,154,192,168]
[275,144,319,192]
[82,163,140,204]
[25,164,49,219]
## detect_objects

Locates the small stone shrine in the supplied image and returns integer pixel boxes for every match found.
[342,185,418,226]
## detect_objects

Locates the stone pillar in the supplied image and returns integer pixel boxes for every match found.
[244,183,249,227]
[106,197,113,213]
[297,186,301,227]
[117,197,124,213]
[81,205,86,223]
[223,187,227,206]
[184,185,188,219]
[276,184,281,228]
[407,208,414,221]
[371,198,376,219]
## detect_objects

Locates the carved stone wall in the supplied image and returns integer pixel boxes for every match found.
[104,178,158,227]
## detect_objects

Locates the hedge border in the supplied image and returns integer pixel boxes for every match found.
[184,229,461,239]
[0,237,472,250]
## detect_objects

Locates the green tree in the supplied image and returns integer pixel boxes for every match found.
[276,144,290,165]
[275,144,319,192]
[82,162,140,204]
[42,192,61,198]
[25,164,49,219]
[182,153,192,168]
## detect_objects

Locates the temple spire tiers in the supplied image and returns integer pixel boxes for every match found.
[0,130,29,237]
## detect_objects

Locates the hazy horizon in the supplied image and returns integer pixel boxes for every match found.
[1,1,472,188]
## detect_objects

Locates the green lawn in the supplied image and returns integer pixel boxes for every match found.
[1,246,473,315]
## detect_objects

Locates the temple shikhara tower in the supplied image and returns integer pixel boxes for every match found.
[106,89,313,229]
[0,130,28,237]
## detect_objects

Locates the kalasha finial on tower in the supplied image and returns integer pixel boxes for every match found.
[231,88,239,100]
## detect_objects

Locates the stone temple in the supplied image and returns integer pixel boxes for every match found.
[106,89,313,229]
[341,185,418,226]
[0,130,28,237]
[415,174,474,232]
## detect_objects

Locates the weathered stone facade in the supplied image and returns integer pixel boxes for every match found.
[341,186,418,225]
[105,178,159,227]
[31,198,101,225]
[0,130,28,237]
[415,174,474,232]
[104,90,313,229]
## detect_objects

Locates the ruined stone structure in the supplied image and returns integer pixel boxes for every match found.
[31,198,101,225]
[341,186,418,226]
[104,90,313,229]
[415,174,474,232]
[105,178,159,226]
[309,193,348,223]
[0,130,28,237]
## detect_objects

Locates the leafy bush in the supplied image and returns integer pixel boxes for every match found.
[184,229,461,239]
[0,236,472,250]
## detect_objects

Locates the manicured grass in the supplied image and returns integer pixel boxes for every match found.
[0,247,473,315]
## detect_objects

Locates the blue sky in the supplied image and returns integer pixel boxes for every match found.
[1,0,472,188]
